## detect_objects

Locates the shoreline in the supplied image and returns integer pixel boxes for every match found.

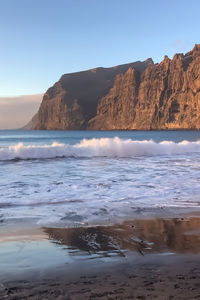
[1,254,200,299]
[1,212,200,299]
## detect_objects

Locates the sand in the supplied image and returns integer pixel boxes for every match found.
[0,215,200,299]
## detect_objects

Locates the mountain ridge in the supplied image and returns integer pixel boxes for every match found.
[29,45,200,130]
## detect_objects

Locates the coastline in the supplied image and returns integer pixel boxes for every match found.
[1,211,200,299]
[1,254,200,299]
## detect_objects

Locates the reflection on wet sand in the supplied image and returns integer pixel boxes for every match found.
[44,217,200,257]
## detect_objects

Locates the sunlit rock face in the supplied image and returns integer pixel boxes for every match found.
[90,44,200,130]
[33,60,152,130]
[32,44,200,130]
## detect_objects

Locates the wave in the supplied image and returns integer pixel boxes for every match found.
[1,137,200,160]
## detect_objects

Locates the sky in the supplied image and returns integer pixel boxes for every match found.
[0,0,200,98]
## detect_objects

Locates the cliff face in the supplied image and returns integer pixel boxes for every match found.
[32,44,200,130]
[33,60,152,130]
[89,44,200,130]
[88,68,141,130]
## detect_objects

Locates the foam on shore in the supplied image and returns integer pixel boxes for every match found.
[1,137,200,160]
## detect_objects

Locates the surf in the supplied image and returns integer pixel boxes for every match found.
[1,137,200,160]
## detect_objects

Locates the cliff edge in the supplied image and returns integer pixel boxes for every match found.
[30,44,200,130]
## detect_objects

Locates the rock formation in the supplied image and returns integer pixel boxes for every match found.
[33,60,152,130]
[31,44,200,130]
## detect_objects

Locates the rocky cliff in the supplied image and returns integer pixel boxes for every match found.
[33,60,152,130]
[31,44,200,130]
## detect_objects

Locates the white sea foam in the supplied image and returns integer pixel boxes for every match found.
[1,135,200,227]
[1,137,200,160]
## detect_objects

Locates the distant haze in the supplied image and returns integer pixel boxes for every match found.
[0,94,43,129]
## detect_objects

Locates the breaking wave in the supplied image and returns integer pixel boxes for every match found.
[0,137,200,160]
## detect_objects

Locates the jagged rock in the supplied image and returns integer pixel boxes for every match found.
[31,60,153,130]
[90,44,200,130]
[88,68,141,130]
[31,44,200,130]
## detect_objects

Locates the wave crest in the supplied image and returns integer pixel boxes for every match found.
[0,137,200,160]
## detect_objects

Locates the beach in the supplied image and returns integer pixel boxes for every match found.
[1,130,200,299]
[0,214,200,299]
[1,0,200,298]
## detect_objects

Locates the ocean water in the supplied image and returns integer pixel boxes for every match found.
[1,130,200,227]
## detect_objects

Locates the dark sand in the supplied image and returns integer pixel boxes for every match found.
[1,216,200,299]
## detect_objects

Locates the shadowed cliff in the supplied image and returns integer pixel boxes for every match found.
[30,44,200,130]
[31,60,153,130]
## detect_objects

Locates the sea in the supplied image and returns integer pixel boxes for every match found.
[1,130,200,228]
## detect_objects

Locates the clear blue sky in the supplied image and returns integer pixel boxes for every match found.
[0,0,200,96]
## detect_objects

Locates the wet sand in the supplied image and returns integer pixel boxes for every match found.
[1,216,200,299]
[1,256,200,299]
